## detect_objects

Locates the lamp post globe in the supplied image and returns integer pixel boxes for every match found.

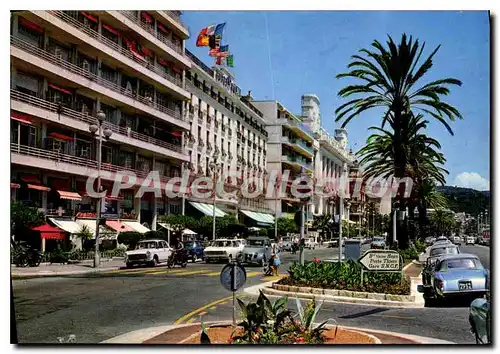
[97,110,106,123]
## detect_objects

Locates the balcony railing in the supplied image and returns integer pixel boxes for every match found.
[11,90,184,155]
[47,11,183,88]
[118,11,183,55]
[163,11,189,31]
[11,143,173,182]
[11,36,183,123]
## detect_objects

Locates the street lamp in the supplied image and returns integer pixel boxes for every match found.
[209,160,221,241]
[180,161,191,215]
[89,110,112,268]
[338,162,348,263]
[346,200,351,239]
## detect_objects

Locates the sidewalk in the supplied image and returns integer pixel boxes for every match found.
[11,258,125,279]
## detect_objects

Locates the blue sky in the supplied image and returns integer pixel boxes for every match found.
[182,11,490,190]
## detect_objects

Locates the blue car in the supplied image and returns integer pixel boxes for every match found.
[418,253,488,306]
[184,241,204,263]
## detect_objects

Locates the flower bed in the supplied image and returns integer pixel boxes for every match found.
[278,260,410,295]
[182,325,378,344]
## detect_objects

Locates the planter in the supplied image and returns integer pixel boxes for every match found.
[180,324,380,344]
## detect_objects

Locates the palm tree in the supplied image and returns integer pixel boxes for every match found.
[430,209,455,236]
[336,34,462,248]
[357,114,449,246]
[312,214,333,241]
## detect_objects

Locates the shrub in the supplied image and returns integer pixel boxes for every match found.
[399,247,420,262]
[117,232,145,249]
[414,239,426,253]
[226,291,332,344]
[280,260,410,295]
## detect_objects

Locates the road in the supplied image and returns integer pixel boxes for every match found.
[12,245,489,344]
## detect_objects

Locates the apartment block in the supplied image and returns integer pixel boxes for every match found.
[10,11,192,239]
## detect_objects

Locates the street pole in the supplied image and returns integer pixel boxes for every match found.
[212,169,217,241]
[372,211,375,237]
[94,125,102,269]
[181,163,186,216]
[274,196,278,241]
[299,202,305,265]
[393,209,397,246]
[339,195,344,263]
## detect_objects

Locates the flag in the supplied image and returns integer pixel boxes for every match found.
[206,24,216,36]
[226,55,234,67]
[219,45,229,53]
[196,25,215,47]
[214,23,226,37]
[216,56,226,66]
[210,50,229,58]
[209,35,217,49]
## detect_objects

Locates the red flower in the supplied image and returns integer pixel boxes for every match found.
[296,337,305,344]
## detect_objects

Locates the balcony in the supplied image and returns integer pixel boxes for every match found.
[281,155,313,172]
[319,128,355,162]
[43,11,186,92]
[11,90,187,161]
[11,36,188,130]
[11,143,173,184]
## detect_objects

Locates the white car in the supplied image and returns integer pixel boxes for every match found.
[125,239,172,268]
[305,238,318,250]
[203,238,246,263]
[466,236,475,245]
[452,236,462,246]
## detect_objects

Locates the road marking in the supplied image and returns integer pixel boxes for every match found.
[186,318,195,324]
[158,270,209,277]
[379,315,416,319]
[205,271,261,278]
[174,296,233,325]
[209,306,216,310]
[146,269,208,276]
[199,311,207,316]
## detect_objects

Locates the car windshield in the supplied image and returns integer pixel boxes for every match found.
[136,241,157,249]
[374,237,385,242]
[184,242,194,249]
[440,258,483,271]
[247,239,266,247]
[430,247,459,257]
[211,240,231,247]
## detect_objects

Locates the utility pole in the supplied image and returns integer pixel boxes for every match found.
[299,202,305,265]
[338,162,347,263]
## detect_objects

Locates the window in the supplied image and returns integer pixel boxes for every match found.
[18,19,43,48]
[15,72,39,97]
[197,127,201,139]
[101,145,113,164]
[101,63,117,84]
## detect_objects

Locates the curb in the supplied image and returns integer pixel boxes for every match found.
[11,267,118,279]
[101,320,453,344]
[261,287,424,308]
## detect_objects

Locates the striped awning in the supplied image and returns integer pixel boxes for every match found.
[57,191,82,201]
[49,218,81,234]
[240,210,275,225]
[123,221,150,234]
[189,201,226,217]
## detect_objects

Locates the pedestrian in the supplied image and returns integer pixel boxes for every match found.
[272,238,281,276]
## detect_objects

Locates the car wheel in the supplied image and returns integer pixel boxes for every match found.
[150,256,158,267]
[260,257,266,267]
[192,254,198,263]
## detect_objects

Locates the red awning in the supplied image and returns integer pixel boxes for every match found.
[141,11,153,23]
[28,184,51,192]
[80,11,98,23]
[158,23,169,34]
[11,111,33,125]
[11,183,21,189]
[21,175,41,184]
[130,49,146,62]
[106,220,134,232]
[141,46,153,57]
[49,132,74,141]
[19,17,44,33]
[58,191,82,201]
[102,23,119,36]
[32,223,66,240]
[171,131,182,137]
[48,83,72,95]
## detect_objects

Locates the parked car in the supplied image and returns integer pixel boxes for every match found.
[305,237,319,250]
[433,236,450,244]
[483,238,490,247]
[125,239,171,268]
[203,238,246,263]
[241,237,272,266]
[184,241,205,262]
[452,236,462,246]
[466,236,475,246]
[281,236,293,251]
[418,253,488,306]
[469,294,491,344]
[370,236,386,249]
[425,237,436,246]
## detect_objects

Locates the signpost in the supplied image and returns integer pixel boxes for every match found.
[358,249,403,286]
[220,261,247,325]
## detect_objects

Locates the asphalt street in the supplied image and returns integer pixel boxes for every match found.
[11,245,490,344]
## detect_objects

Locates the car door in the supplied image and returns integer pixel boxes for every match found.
[159,241,170,262]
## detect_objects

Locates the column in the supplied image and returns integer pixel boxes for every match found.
[11,14,19,37]
[41,173,48,211]
[152,197,157,231]
[133,196,141,221]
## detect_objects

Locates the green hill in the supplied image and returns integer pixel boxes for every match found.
[437,186,490,215]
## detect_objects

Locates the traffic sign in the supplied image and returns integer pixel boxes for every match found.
[358,250,402,271]
[220,262,247,292]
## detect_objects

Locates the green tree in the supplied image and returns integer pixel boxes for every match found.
[193,215,238,239]
[11,201,45,241]
[336,34,463,248]
[276,217,298,237]
[429,209,456,236]
[312,214,333,240]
